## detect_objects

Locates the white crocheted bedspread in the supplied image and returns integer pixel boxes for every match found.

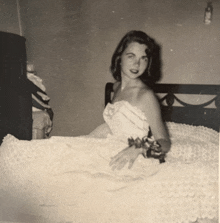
[0,122,218,223]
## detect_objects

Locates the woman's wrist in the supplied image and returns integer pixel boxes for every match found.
[157,138,171,153]
[127,136,166,163]
[136,147,146,155]
[130,145,145,155]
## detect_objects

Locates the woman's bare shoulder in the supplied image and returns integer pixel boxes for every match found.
[113,81,120,92]
[138,85,154,98]
[138,87,160,108]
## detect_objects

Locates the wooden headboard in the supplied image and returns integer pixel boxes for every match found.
[105,82,220,132]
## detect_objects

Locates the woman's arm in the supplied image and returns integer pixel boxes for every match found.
[138,89,171,154]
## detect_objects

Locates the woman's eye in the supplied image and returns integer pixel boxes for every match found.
[128,55,134,59]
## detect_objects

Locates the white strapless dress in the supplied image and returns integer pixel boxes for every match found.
[0,101,218,223]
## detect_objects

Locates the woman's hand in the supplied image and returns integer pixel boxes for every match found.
[109,146,143,170]
[149,139,171,163]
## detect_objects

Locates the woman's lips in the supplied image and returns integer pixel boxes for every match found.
[130,69,139,74]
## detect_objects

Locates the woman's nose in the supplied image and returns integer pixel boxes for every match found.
[134,58,140,66]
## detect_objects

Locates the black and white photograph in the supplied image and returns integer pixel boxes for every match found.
[0,0,219,222]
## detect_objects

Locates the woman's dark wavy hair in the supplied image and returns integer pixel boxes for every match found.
[110,30,162,87]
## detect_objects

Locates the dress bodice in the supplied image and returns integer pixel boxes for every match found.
[103,100,150,141]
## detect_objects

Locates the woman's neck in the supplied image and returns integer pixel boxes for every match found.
[120,75,132,91]
[120,77,141,91]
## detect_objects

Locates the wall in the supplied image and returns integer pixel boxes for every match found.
[0,0,21,35]
[18,0,220,136]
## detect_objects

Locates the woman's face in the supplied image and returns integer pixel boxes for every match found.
[120,41,148,80]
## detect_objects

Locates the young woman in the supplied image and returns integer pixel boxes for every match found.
[108,30,171,170]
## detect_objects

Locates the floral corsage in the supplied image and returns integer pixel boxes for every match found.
[128,131,165,163]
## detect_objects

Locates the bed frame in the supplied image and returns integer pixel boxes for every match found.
[105,82,220,132]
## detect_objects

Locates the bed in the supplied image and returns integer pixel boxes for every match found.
[0,82,219,223]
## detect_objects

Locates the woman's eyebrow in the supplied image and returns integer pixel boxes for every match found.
[125,52,147,57]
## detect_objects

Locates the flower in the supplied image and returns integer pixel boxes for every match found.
[128,135,165,163]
